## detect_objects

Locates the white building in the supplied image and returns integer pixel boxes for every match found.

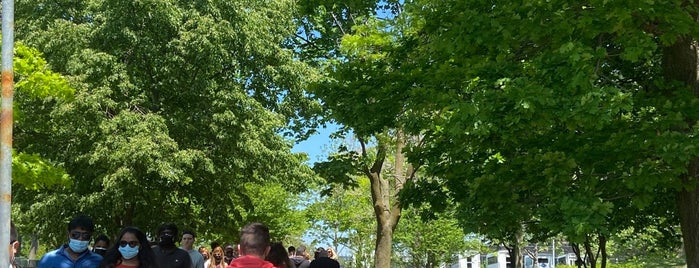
[448,244,578,268]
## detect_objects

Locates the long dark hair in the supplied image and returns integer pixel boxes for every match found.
[266,242,294,268]
[100,227,159,268]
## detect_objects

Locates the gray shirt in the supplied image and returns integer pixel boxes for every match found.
[182,248,205,268]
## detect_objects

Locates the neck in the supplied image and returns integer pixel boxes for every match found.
[67,248,83,260]
[122,257,139,266]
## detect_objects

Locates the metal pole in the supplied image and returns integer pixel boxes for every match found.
[551,239,555,268]
[0,0,14,266]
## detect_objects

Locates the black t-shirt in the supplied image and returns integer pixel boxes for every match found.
[153,246,193,268]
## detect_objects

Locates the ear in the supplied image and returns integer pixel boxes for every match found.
[263,246,271,258]
[237,244,243,255]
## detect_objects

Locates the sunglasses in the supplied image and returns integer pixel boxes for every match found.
[70,231,91,240]
[119,240,140,247]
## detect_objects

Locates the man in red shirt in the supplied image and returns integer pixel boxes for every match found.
[227,223,275,268]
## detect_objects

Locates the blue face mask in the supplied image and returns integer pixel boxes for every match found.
[68,239,89,253]
[119,245,139,260]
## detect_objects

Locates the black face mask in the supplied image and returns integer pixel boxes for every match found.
[214,255,223,261]
[93,248,107,256]
[159,234,175,247]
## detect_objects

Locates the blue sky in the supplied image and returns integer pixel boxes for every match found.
[291,124,340,165]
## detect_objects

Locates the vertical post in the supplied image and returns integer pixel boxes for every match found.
[0,0,14,267]
[551,239,555,268]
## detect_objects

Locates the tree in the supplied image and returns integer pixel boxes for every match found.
[305,3,420,266]
[392,204,482,268]
[13,0,318,244]
[398,1,699,267]
[305,177,376,268]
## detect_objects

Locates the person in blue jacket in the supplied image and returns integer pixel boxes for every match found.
[38,214,103,268]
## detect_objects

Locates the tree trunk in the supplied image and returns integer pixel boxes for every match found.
[678,159,699,268]
[513,229,523,268]
[506,228,524,268]
[583,237,596,268]
[662,34,699,268]
[570,243,585,268]
[362,132,404,268]
[599,234,607,268]
[28,233,37,262]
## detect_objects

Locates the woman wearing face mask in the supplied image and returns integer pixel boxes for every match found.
[206,246,226,268]
[100,227,159,268]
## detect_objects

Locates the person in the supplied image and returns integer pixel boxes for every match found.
[289,246,309,268]
[226,222,274,268]
[152,223,192,268]
[308,248,339,268]
[199,246,210,263]
[181,230,205,268]
[210,242,220,253]
[223,245,236,265]
[93,235,111,257]
[99,226,158,268]
[325,248,337,261]
[9,222,18,268]
[265,242,294,268]
[206,246,226,268]
[286,246,295,258]
[37,214,103,268]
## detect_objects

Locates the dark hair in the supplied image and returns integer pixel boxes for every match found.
[182,230,196,238]
[239,222,269,256]
[95,234,110,246]
[100,227,159,268]
[68,214,95,233]
[287,246,295,254]
[314,247,328,258]
[157,223,178,237]
[10,222,17,242]
[266,242,294,268]
[210,242,220,250]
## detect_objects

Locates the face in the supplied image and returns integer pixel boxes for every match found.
[93,240,108,256]
[224,247,233,257]
[159,229,175,244]
[181,234,194,248]
[68,227,92,242]
[94,240,108,249]
[327,249,334,257]
[119,232,140,249]
[199,248,209,260]
[213,248,224,261]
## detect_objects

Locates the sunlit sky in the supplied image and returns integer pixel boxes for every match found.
[291,124,340,165]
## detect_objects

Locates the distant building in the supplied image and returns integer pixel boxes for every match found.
[448,243,578,268]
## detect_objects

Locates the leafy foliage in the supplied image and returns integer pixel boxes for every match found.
[12,0,317,244]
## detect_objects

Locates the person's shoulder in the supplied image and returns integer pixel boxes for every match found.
[176,248,191,255]
[176,248,192,263]
[38,247,63,260]
[37,247,67,267]
[85,251,104,261]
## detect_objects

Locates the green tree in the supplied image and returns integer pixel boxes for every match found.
[13,0,318,245]
[393,205,483,268]
[398,1,699,267]
[306,177,375,268]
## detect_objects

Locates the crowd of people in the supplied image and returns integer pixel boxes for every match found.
[29,215,341,268]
